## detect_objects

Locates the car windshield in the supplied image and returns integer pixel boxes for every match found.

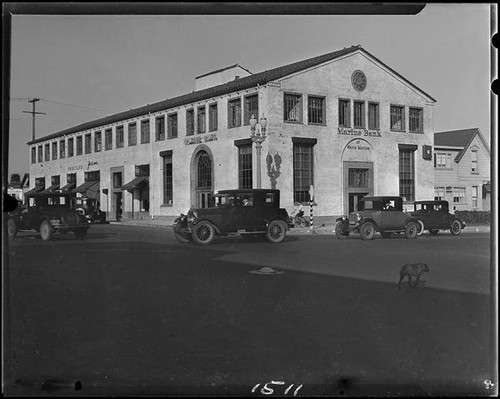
[360,200,383,211]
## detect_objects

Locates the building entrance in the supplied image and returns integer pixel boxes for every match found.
[343,161,373,214]
[191,148,214,208]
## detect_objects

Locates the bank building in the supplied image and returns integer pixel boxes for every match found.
[26,45,436,220]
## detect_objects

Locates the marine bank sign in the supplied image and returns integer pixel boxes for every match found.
[338,127,381,137]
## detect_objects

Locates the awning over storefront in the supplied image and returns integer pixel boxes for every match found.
[60,183,76,193]
[41,184,60,194]
[73,181,100,199]
[121,177,149,191]
[24,185,45,196]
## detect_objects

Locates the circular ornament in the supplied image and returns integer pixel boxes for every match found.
[351,70,367,92]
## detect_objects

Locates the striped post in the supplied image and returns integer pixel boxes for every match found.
[308,185,314,232]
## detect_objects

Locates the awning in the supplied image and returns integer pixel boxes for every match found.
[24,185,45,196]
[41,184,60,194]
[121,177,149,191]
[60,182,76,193]
[73,181,100,199]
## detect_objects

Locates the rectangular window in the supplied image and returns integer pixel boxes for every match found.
[471,151,478,173]
[167,113,178,139]
[435,152,452,168]
[197,106,206,134]
[116,125,124,148]
[434,187,445,201]
[44,143,50,161]
[244,95,259,125]
[105,129,112,150]
[228,98,242,128]
[84,171,100,182]
[67,173,76,184]
[293,143,314,203]
[472,186,478,208]
[238,144,253,189]
[38,146,43,162]
[353,101,365,128]
[94,131,102,152]
[85,133,92,154]
[135,164,150,177]
[128,123,137,146]
[348,169,369,188]
[284,93,302,123]
[141,119,150,143]
[162,152,173,205]
[453,187,466,203]
[155,116,165,141]
[209,103,218,132]
[113,172,122,189]
[390,105,405,131]
[52,142,58,160]
[368,102,379,130]
[31,147,36,164]
[399,149,415,202]
[59,140,66,159]
[186,109,195,136]
[338,99,350,127]
[409,107,423,133]
[308,96,325,125]
[76,137,83,156]
[68,138,74,157]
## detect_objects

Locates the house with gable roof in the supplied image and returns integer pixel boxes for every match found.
[434,128,491,211]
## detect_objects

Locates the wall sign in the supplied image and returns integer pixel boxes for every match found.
[351,70,367,92]
[347,139,371,151]
[68,160,99,171]
[184,133,218,146]
[338,127,381,137]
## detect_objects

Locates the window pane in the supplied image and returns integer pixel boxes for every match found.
[308,96,325,124]
[244,95,258,125]
[128,123,137,146]
[338,100,350,127]
[399,149,414,201]
[156,116,165,141]
[284,94,302,123]
[141,120,150,143]
[368,103,379,129]
[353,101,365,128]
[209,104,218,132]
[228,99,241,128]
[238,144,253,189]
[186,109,194,136]
[391,106,405,131]
[293,144,314,203]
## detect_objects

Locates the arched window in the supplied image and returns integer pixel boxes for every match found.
[197,151,212,189]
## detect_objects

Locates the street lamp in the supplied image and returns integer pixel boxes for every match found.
[249,114,267,189]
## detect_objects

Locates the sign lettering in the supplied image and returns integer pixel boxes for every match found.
[184,133,218,146]
[338,127,381,137]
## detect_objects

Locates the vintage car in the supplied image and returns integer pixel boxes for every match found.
[7,192,91,241]
[410,200,466,236]
[172,189,292,245]
[335,196,420,240]
[74,197,107,224]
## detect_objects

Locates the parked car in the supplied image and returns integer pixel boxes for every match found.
[172,189,292,245]
[410,200,466,236]
[7,192,91,241]
[335,196,419,240]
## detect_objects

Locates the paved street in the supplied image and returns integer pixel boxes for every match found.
[3,224,494,396]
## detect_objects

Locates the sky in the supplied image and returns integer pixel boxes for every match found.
[6,3,494,177]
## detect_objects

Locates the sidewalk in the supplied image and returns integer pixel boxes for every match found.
[109,217,491,235]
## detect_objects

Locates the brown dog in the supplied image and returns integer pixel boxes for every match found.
[398,263,430,289]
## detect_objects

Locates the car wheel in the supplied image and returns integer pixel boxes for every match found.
[416,220,425,236]
[335,221,349,239]
[8,219,18,237]
[450,220,462,235]
[174,230,191,243]
[429,229,439,235]
[266,220,287,243]
[380,232,392,239]
[40,220,53,241]
[405,221,418,239]
[192,221,215,245]
[360,222,376,240]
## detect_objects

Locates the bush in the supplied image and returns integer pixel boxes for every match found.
[455,211,490,224]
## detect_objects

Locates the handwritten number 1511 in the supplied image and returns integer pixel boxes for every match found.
[252,381,303,396]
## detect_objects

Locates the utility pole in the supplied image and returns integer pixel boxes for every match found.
[23,98,46,141]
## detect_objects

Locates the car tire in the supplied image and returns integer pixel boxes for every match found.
[40,220,53,241]
[450,220,462,235]
[192,221,215,245]
[405,221,418,239]
[416,220,425,236]
[174,230,191,243]
[335,221,349,239]
[8,218,18,237]
[266,220,287,243]
[429,229,439,235]
[380,232,392,239]
[360,222,376,240]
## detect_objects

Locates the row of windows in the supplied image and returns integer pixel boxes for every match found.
[31,94,424,163]
[434,150,479,173]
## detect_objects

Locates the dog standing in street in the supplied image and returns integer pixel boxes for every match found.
[398,263,430,289]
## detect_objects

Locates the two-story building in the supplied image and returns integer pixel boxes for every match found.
[26,44,437,220]
[434,128,491,211]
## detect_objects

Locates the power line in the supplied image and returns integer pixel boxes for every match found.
[22,98,46,141]
[39,98,111,113]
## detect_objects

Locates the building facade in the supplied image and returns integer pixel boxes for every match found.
[27,45,436,220]
[434,128,491,211]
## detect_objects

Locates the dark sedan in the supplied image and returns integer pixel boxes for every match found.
[411,200,466,236]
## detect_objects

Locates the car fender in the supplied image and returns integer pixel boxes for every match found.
[336,217,348,224]
[359,218,379,230]
[194,219,222,235]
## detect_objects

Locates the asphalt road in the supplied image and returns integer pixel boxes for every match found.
[3,224,495,397]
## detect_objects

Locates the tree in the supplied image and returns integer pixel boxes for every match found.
[9,173,21,188]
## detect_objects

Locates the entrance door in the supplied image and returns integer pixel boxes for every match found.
[114,192,123,221]
[194,150,213,208]
[349,192,369,213]
[198,191,212,208]
[343,162,373,214]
